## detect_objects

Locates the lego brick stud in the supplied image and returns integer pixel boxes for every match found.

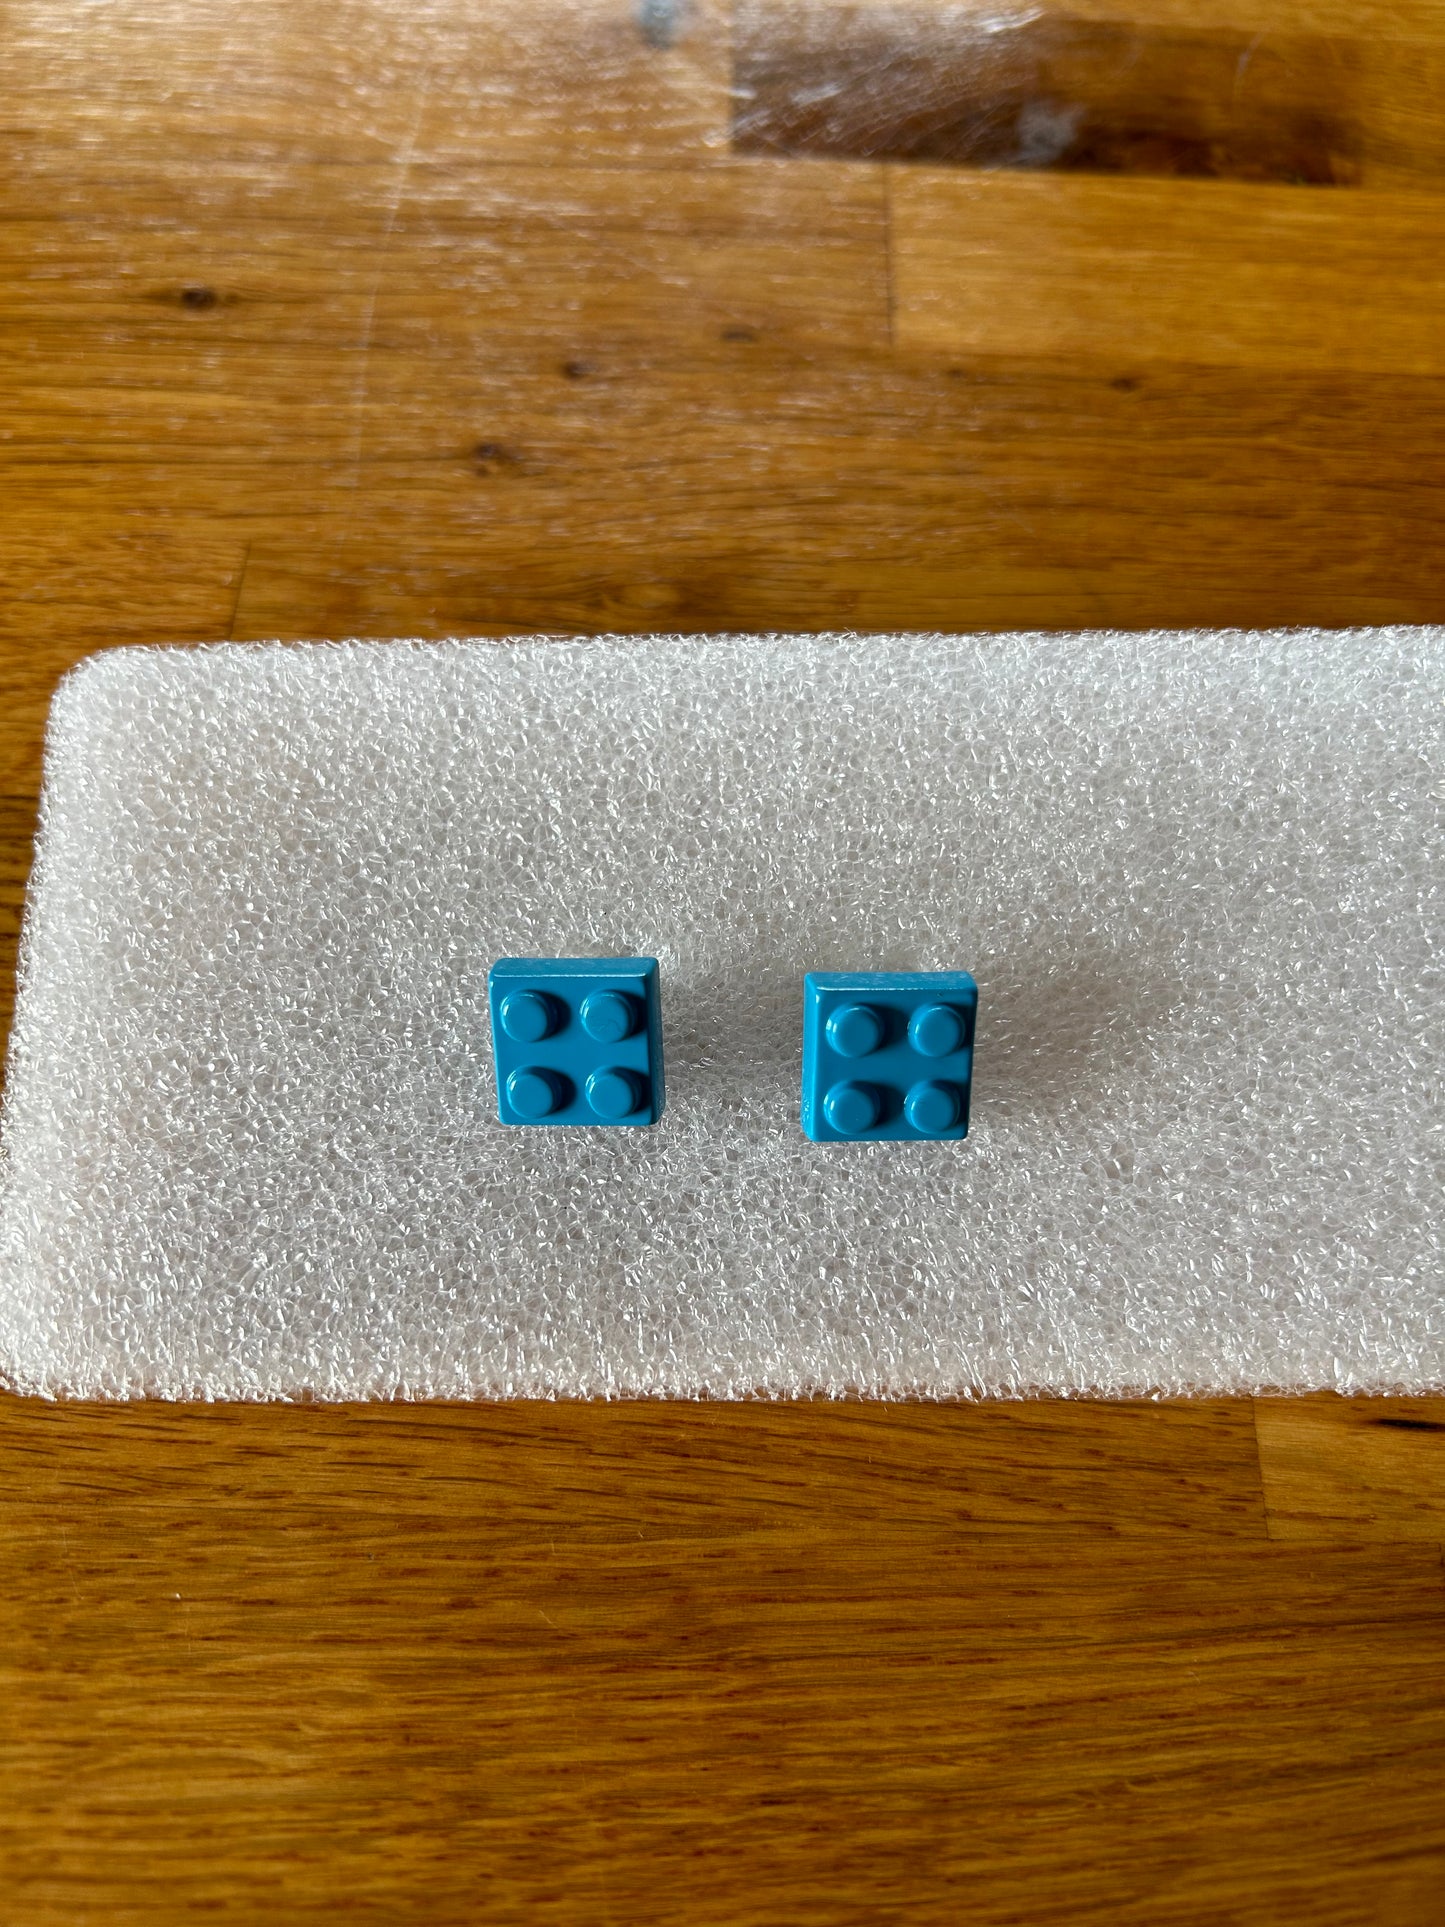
[498,989,563,1043]
[801,971,977,1143]
[489,957,664,1127]
[505,1065,572,1119]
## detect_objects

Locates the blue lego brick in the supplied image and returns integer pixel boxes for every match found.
[488,957,664,1127]
[801,970,977,1143]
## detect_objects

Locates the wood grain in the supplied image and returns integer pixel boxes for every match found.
[1257,1396,1445,1541]
[378,160,891,356]
[230,356,1445,636]
[5,1526,1444,1926]
[733,0,1445,186]
[892,171,1445,374]
[735,2,1366,181]
[1,0,731,169]
[2,1400,1443,1925]
[0,0,1442,1917]
[0,1397,1270,1535]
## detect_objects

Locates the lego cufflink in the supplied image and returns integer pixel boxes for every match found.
[800,970,977,1143]
[486,957,976,1141]
[488,957,665,1127]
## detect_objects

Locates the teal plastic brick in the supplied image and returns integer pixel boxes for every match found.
[801,971,977,1142]
[488,957,664,1127]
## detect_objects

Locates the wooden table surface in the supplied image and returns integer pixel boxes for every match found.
[1,2,1442,1920]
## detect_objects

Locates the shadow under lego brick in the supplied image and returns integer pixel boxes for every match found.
[662,931,1185,1135]
[976,935,1187,1120]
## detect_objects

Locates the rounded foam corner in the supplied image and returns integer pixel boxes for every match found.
[51,641,183,699]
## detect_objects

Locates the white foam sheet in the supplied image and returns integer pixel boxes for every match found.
[0,631,1439,1401]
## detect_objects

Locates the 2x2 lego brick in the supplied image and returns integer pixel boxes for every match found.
[488,957,664,1127]
[800,970,977,1142]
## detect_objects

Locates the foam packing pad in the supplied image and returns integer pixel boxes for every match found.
[0,631,1440,1401]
